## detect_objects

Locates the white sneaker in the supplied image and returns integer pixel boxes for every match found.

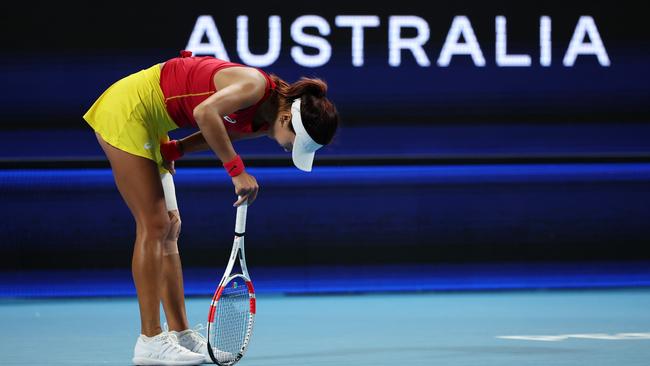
[133,331,205,365]
[172,325,234,364]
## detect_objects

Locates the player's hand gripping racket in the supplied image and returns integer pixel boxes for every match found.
[207,197,256,365]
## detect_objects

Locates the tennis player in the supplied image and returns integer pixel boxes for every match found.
[83,50,339,365]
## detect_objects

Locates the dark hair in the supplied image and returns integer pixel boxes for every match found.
[270,75,339,145]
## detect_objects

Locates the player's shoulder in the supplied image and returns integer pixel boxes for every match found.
[217,66,268,93]
[224,64,266,81]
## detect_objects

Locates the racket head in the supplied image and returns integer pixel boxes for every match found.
[207,274,256,366]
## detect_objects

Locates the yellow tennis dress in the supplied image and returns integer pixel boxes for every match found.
[83,64,178,172]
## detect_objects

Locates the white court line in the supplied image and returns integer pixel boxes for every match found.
[497,332,650,341]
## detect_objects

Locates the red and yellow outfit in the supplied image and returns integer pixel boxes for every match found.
[83,51,276,171]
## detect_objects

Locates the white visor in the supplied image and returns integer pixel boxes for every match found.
[291,98,323,172]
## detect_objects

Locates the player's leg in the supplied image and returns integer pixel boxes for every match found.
[161,208,191,331]
[97,135,170,336]
[158,171,190,331]
[97,134,204,365]
[97,133,171,336]
[159,174,211,362]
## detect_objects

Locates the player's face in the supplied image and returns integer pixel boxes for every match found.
[269,111,296,152]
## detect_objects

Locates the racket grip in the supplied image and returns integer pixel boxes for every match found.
[235,195,248,234]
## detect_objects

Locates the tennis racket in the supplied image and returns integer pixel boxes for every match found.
[207,198,256,365]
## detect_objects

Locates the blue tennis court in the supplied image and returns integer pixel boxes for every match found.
[2,288,649,365]
[2,262,650,365]
[2,2,650,365]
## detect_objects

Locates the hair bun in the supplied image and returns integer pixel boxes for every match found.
[301,78,327,98]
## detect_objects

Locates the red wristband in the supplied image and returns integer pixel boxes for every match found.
[160,140,184,161]
[223,155,245,177]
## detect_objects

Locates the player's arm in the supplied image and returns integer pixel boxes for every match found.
[159,131,210,172]
[161,76,264,160]
[159,132,211,175]
[194,75,265,206]
[177,131,209,155]
[192,81,261,164]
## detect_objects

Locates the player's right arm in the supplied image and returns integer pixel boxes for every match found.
[192,76,265,206]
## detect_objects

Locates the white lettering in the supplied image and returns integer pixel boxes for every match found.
[185,14,611,68]
[540,16,552,66]
[563,16,610,66]
[495,16,531,67]
[237,16,281,67]
[437,16,486,67]
[388,16,431,67]
[186,15,230,60]
[291,15,332,68]
[335,15,380,67]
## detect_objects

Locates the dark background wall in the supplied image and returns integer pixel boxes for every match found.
[2,0,648,127]
[1,1,649,275]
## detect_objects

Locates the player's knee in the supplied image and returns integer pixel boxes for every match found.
[163,211,181,256]
[141,214,172,242]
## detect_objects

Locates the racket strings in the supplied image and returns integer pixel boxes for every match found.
[211,278,252,365]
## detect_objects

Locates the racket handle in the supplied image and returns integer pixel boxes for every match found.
[235,195,248,235]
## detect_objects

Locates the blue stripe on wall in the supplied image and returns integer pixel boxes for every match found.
[2,262,650,298]
[1,163,649,261]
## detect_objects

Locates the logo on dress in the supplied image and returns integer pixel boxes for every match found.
[223,116,237,124]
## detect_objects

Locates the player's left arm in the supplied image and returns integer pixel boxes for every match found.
[160,132,210,176]
[160,70,264,161]
[177,131,209,155]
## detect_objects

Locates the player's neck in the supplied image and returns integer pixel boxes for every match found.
[256,94,279,125]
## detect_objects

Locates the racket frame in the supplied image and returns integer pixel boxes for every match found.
[207,201,256,365]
